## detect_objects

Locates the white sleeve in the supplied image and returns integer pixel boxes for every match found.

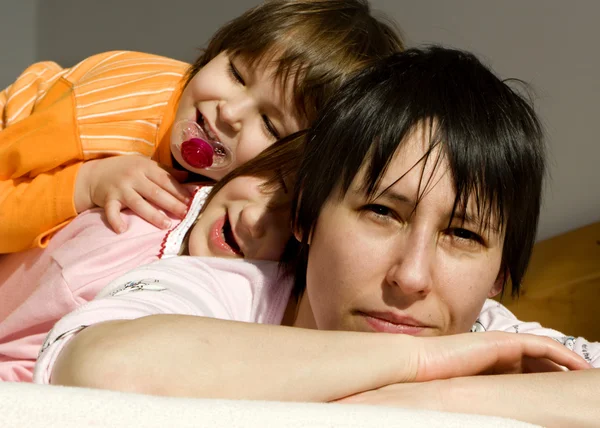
[33,256,278,384]
[474,299,600,367]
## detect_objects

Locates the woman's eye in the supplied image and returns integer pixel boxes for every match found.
[449,228,484,245]
[228,61,245,85]
[363,204,394,218]
[262,115,280,139]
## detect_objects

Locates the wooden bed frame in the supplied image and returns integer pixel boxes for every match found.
[497,221,600,341]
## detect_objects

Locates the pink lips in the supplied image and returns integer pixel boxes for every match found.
[360,312,429,335]
[181,138,214,168]
[208,215,238,256]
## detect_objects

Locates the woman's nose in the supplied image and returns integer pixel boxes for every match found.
[218,95,254,133]
[385,236,433,296]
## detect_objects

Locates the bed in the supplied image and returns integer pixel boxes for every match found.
[0,381,538,427]
[497,221,600,341]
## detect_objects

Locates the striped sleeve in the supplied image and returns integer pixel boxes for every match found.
[70,51,187,159]
[0,61,66,130]
[0,51,188,252]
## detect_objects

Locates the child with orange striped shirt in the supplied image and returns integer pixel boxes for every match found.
[0,0,403,253]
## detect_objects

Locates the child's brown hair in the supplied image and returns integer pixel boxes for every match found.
[185,0,404,124]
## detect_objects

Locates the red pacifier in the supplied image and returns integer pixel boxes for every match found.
[181,138,214,168]
[172,120,234,171]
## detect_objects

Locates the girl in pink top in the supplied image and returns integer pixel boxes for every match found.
[0,137,300,382]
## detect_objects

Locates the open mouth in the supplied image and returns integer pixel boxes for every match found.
[222,214,243,256]
[196,110,219,143]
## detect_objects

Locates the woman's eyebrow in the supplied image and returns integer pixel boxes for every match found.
[375,190,414,206]
[370,187,502,234]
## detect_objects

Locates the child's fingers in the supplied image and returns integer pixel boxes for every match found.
[147,166,192,203]
[137,179,189,219]
[105,199,127,234]
[122,189,172,230]
[161,165,189,183]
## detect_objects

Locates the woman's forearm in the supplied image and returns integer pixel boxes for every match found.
[51,314,417,402]
[51,314,590,403]
[444,369,600,427]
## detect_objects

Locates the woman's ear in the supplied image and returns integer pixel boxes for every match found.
[293,227,302,243]
[293,227,313,245]
[488,267,506,298]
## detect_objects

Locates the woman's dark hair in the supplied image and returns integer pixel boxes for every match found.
[287,46,546,299]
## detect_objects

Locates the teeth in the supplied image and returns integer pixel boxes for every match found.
[206,127,218,142]
[222,216,242,255]
[198,113,218,142]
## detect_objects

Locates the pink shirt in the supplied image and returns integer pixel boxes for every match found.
[34,256,293,384]
[0,187,211,382]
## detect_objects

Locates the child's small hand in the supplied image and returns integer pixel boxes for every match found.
[75,156,191,233]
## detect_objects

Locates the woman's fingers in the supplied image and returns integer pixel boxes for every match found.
[496,333,590,371]
[415,332,590,381]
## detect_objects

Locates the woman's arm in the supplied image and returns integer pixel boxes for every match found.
[50,313,589,402]
[339,369,600,428]
[51,314,418,402]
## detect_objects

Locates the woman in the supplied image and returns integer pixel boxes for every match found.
[36,47,599,426]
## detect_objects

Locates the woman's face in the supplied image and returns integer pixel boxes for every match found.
[299,128,505,336]
[188,176,292,261]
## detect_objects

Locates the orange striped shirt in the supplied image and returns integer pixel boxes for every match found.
[0,51,189,252]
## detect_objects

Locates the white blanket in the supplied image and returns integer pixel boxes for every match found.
[0,382,538,428]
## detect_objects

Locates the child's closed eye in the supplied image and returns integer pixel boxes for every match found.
[262,115,280,139]
[228,60,245,85]
[228,60,280,139]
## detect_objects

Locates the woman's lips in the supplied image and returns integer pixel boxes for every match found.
[359,311,429,335]
[208,215,239,256]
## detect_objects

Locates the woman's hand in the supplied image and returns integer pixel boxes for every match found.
[338,368,600,428]
[410,331,590,382]
[74,156,192,233]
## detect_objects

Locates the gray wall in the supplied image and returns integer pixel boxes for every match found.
[2,0,599,241]
[35,0,260,68]
[0,0,37,89]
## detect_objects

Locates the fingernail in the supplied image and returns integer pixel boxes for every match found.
[162,218,172,229]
